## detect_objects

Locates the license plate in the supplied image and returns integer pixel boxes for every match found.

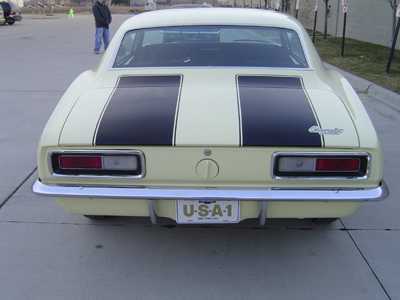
[176,200,239,224]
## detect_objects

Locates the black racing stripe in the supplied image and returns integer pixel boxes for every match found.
[238,76,322,147]
[95,76,181,146]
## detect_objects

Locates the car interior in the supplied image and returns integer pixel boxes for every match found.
[113,25,309,69]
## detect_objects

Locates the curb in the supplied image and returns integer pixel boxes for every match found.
[324,63,400,112]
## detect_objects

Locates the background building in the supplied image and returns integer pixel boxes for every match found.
[292,0,399,50]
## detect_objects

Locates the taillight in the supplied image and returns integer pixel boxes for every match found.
[50,151,145,178]
[9,12,13,16]
[274,153,369,179]
[60,156,102,169]
[315,158,360,171]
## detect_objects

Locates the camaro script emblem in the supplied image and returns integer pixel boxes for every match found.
[308,125,344,135]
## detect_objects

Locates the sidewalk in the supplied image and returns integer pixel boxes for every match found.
[325,62,400,112]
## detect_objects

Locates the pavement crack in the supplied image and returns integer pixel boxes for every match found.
[0,167,37,210]
[340,219,392,300]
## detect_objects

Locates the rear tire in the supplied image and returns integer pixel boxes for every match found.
[311,218,339,224]
[84,215,107,220]
[7,20,15,25]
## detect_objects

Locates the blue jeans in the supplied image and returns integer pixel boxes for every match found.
[94,27,110,53]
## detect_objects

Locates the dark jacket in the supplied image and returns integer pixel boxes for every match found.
[93,0,112,29]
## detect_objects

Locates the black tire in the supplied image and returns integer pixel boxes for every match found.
[311,218,339,224]
[7,20,15,25]
[84,215,107,220]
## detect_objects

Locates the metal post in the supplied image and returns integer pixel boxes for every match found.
[312,0,319,44]
[258,201,267,227]
[323,1,328,39]
[341,12,347,57]
[148,200,158,226]
[386,17,400,73]
[312,10,318,44]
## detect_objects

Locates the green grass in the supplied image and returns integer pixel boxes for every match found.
[312,35,400,94]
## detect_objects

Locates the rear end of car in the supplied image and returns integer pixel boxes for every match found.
[33,71,388,225]
[32,9,388,225]
[0,1,22,25]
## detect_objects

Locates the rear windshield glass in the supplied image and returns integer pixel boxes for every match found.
[113,25,308,69]
[9,2,19,10]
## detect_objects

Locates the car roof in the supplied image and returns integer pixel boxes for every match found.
[119,8,303,32]
[0,1,18,9]
[170,4,213,8]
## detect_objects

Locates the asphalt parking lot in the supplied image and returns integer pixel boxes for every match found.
[0,14,399,300]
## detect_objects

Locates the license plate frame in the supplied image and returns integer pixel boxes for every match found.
[176,200,240,224]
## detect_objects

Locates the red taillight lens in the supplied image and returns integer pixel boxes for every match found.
[274,154,368,178]
[9,12,13,16]
[51,151,144,177]
[315,158,360,171]
[59,156,102,169]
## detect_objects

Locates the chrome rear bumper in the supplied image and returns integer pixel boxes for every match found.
[32,179,389,202]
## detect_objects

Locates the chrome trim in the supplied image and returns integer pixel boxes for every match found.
[108,32,126,70]
[258,201,267,226]
[32,179,389,202]
[308,125,344,135]
[271,152,371,180]
[108,66,313,71]
[48,150,146,179]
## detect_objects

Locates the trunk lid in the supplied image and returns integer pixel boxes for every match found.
[59,73,359,149]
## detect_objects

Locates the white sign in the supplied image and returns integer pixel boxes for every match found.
[343,0,348,13]
[176,200,240,224]
[397,3,400,17]
[296,0,300,10]
[315,0,318,12]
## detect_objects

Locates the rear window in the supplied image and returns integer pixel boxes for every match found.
[9,2,20,11]
[113,25,308,69]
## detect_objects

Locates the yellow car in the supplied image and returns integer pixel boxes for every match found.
[32,8,388,225]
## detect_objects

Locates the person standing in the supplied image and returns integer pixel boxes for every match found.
[92,0,112,54]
